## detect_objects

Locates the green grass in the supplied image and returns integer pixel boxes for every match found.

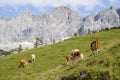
[0,29,120,80]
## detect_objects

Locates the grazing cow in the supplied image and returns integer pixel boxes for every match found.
[30,54,36,62]
[66,54,73,64]
[71,49,80,60]
[19,59,28,68]
[90,39,100,54]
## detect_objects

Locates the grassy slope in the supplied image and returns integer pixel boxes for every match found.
[0,29,120,80]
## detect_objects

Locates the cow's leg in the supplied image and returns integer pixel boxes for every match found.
[93,50,95,55]
[33,58,35,62]
[66,60,69,64]
[97,49,100,52]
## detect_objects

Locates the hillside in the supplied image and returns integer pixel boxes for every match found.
[0,29,120,80]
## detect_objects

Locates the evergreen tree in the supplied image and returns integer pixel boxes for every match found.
[34,37,40,48]
[53,39,56,43]
[74,32,78,37]
[18,44,22,52]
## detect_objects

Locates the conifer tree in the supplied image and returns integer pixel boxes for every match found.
[18,44,22,52]
[34,37,40,48]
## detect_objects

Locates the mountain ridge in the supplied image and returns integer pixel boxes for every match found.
[0,6,120,51]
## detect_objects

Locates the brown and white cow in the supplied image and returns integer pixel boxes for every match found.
[90,39,100,54]
[19,59,28,68]
[71,49,80,60]
[66,54,73,64]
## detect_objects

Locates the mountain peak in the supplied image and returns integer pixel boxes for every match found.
[55,6,70,11]
[20,10,32,16]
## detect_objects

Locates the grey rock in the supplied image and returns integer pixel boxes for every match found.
[79,6,120,34]
[0,6,120,51]
[0,6,82,50]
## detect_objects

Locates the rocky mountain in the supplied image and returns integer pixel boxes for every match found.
[0,6,82,50]
[79,6,120,34]
[0,6,120,51]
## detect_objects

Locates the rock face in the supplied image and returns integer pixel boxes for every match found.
[0,6,82,50]
[0,6,120,51]
[79,6,120,34]
[117,8,120,16]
